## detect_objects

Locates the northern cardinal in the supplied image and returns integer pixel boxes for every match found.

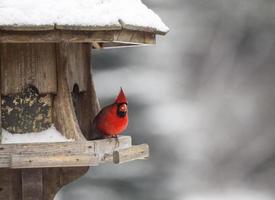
[93,88,128,138]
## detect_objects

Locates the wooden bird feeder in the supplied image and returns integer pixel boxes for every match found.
[0,1,168,199]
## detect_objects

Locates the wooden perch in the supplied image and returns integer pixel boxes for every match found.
[113,144,149,164]
[11,153,98,168]
[0,136,131,168]
[0,136,148,169]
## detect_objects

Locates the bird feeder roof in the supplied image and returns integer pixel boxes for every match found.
[0,0,169,47]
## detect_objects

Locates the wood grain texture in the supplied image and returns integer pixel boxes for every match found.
[0,136,134,199]
[63,43,89,92]
[0,168,22,200]
[53,43,85,141]
[112,30,156,45]
[0,45,1,141]
[0,168,12,199]
[49,44,100,195]
[0,136,132,168]
[22,169,43,200]
[0,23,167,35]
[0,136,131,154]
[11,153,98,168]
[113,144,149,164]
[55,25,122,31]
[71,46,100,139]
[42,168,61,200]
[0,37,150,200]
[0,30,156,47]
[0,43,57,95]
[0,30,114,43]
[0,25,55,31]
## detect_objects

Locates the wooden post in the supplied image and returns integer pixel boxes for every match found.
[22,169,43,200]
[0,44,1,141]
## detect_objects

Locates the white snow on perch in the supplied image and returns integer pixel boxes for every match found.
[1,125,73,144]
[0,0,169,33]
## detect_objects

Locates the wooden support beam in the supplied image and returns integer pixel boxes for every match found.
[0,30,114,43]
[22,169,43,200]
[91,42,101,49]
[61,43,90,92]
[113,144,149,164]
[71,46,100,140]
[0,30,156,47]
[0,24,167,36]
[0,44,1,142]
[53,43,86,141]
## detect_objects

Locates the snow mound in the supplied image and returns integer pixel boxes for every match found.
[1,125,73,144]
[0,0,169,33]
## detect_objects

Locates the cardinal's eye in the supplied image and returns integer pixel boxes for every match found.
[117,103,127,117]
[119,104,128,112]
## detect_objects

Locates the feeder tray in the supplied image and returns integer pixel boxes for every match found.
[0,1,168,199]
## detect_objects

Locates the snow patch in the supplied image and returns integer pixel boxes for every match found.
[0,0,169,33]
[1,125,73,144]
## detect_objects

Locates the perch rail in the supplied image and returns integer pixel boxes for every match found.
[0,136,149,169]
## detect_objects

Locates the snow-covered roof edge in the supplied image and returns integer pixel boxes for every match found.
[0,0,169,35]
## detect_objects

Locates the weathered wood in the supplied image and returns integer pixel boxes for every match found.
[55,25,122,31]
[113,144,149,164]
[0,44,1,141]
[100,42,139,49]
[63,43,89,92]
[12,154,98,168]
[91,42,101,49]
[0,168,12,199]
[43,168,89,200]
[71,46,100,139]
[43,168,61,200]
[0,30,156,46]
[0,30,114,43]
[100,30,155,49]
[0,25,55,31]
[0,136,132,168]
[0,136,138,200]
[114,29,156,45]
[0,168,22,200]
[0,43,57,95]
[53,43,85,141]
[48,43,99,196]
[0,22,167,35]
[0,135,131,157]
[22,169,43,200]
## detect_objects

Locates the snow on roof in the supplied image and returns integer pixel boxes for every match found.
[0,0,169,34]
[1,125,73,144]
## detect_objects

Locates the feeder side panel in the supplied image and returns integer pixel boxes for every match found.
[0,43,57,95]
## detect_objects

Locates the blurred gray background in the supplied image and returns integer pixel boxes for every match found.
[56,0,275,199]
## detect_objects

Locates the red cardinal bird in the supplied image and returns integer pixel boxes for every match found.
[93,88,128,138]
